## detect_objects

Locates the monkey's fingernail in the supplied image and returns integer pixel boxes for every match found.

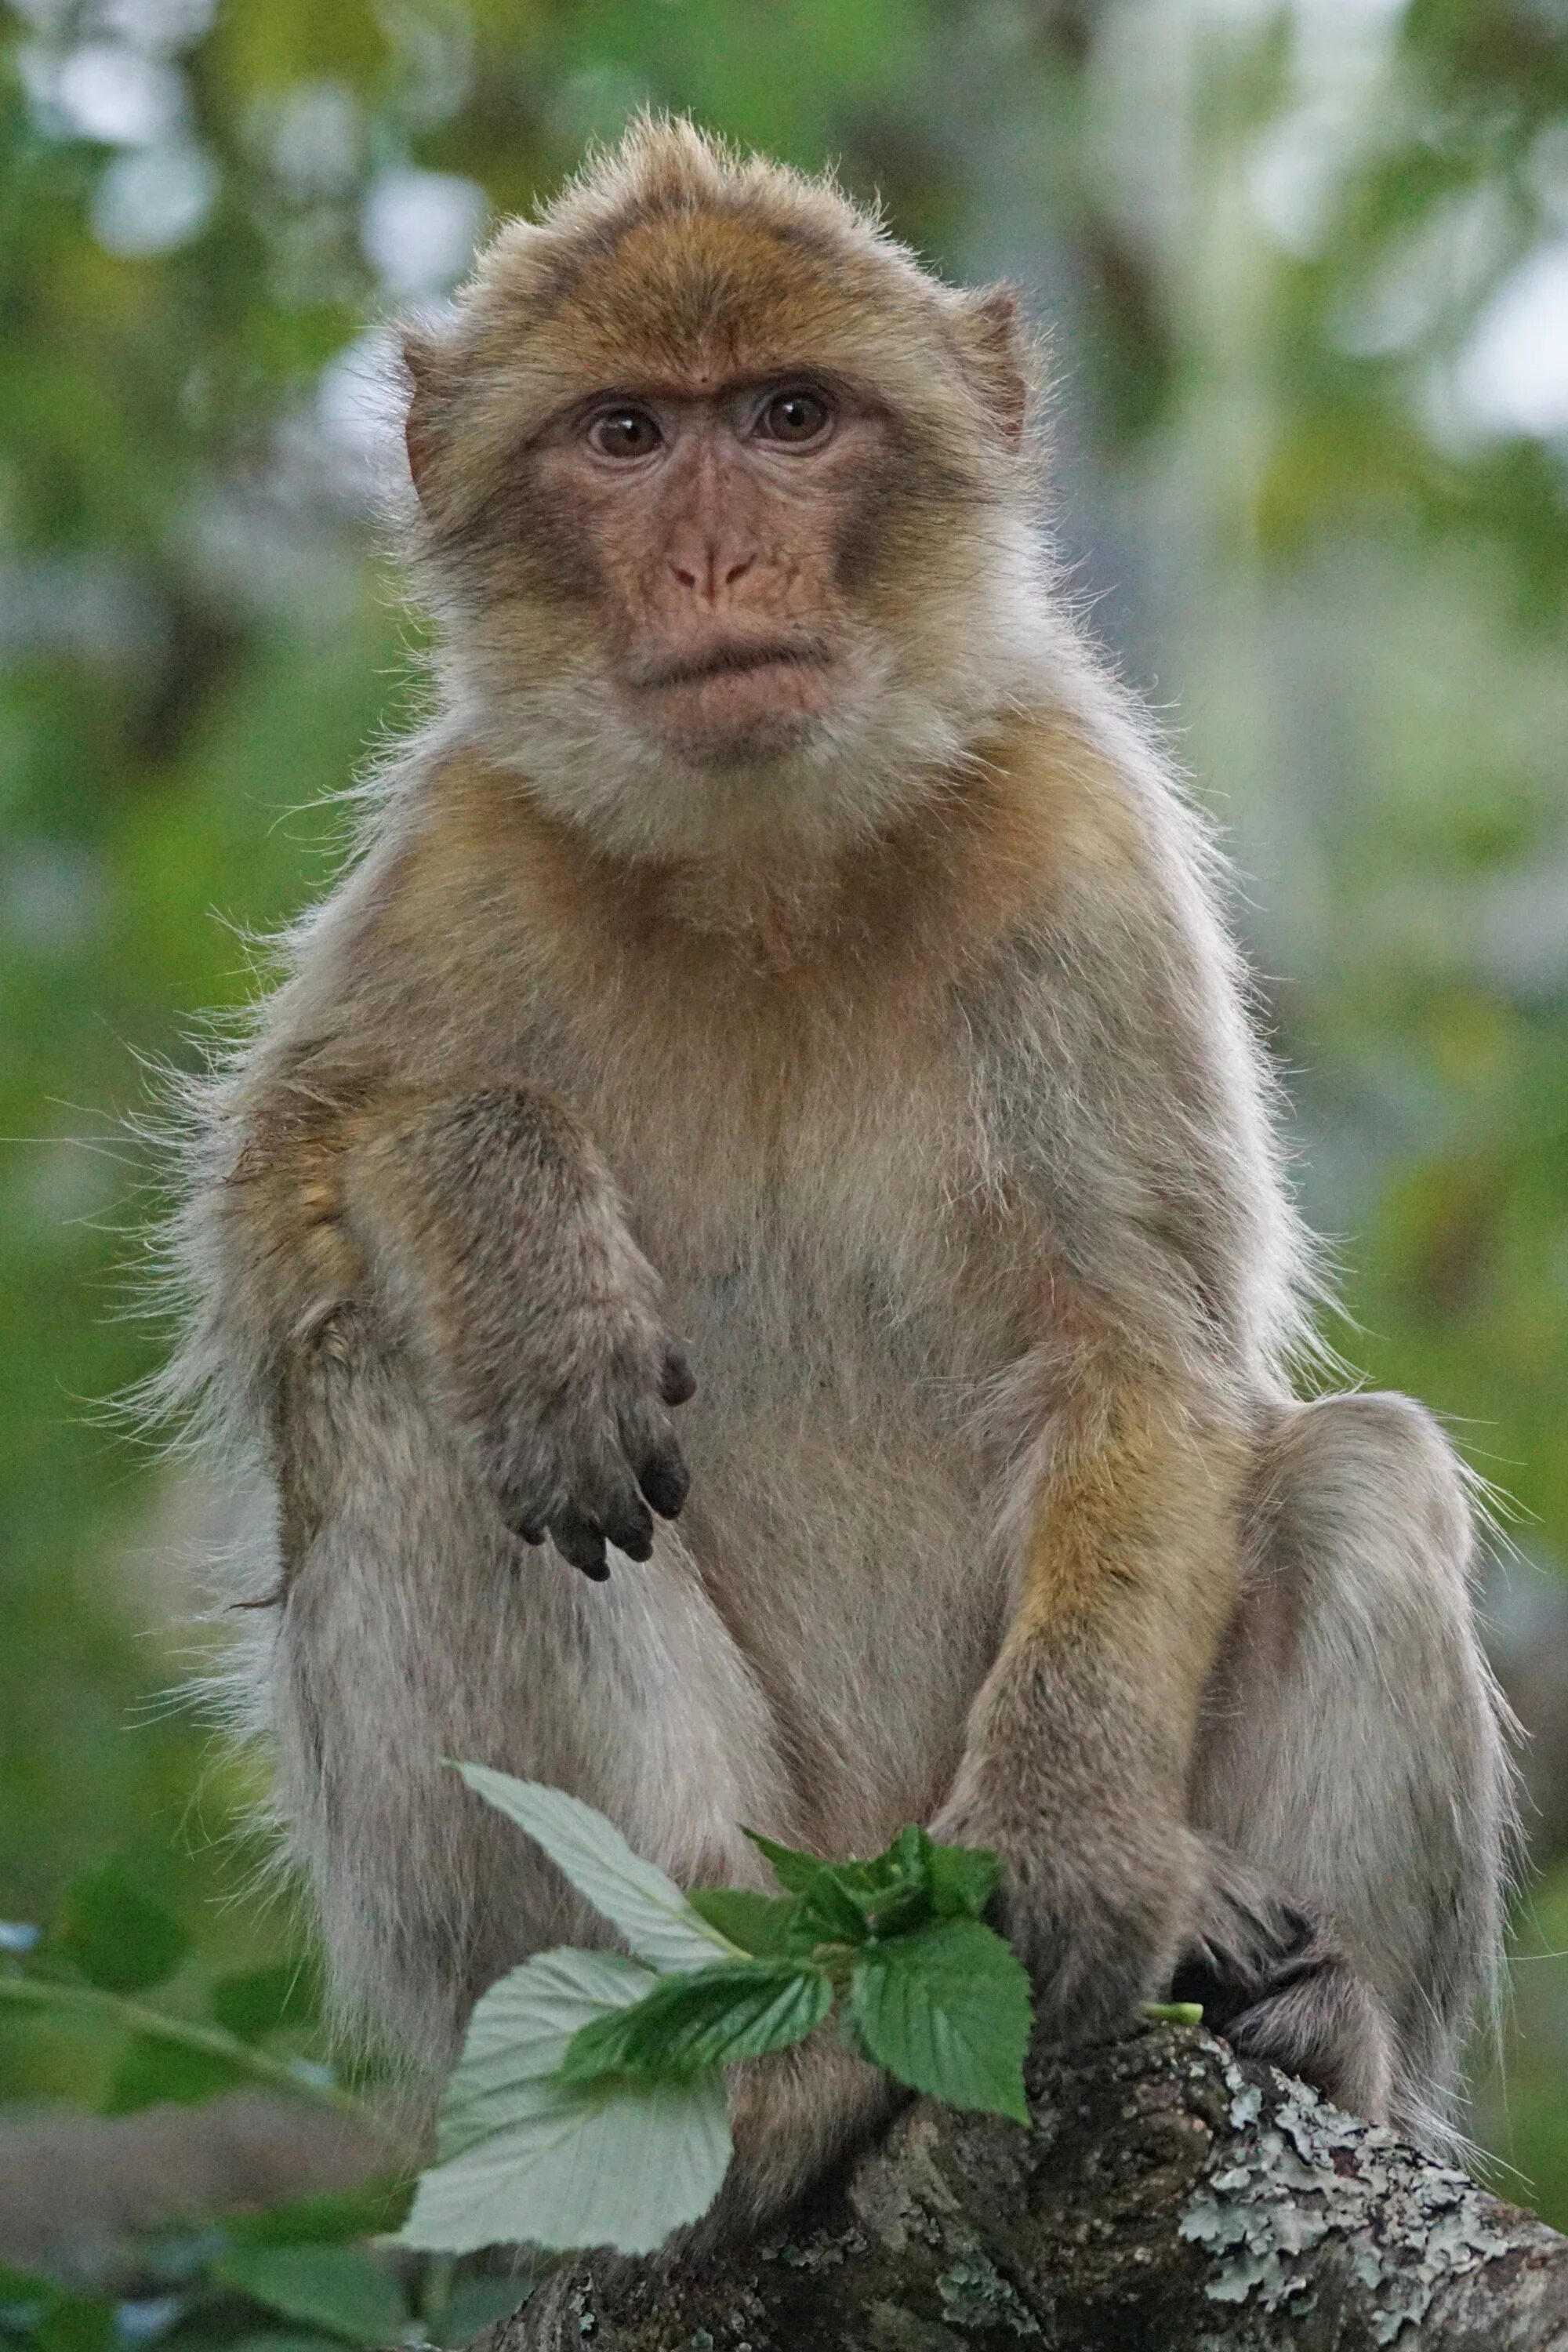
[551,1511,609,1580]
[639,1453,689,1518]
[660,1345,697,1407]
[610,1503,655,1562]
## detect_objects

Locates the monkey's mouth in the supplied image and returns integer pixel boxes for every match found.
[632,640,834,691]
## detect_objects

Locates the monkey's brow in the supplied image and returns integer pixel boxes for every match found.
[533,368,875,437]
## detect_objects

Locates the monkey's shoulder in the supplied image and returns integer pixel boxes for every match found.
[242,720,1234,1124]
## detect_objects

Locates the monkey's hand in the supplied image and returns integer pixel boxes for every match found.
[349,1087,695,1581]
[931,1749,1196,2046]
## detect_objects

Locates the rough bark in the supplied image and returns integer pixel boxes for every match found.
[495,2024,1568,2351]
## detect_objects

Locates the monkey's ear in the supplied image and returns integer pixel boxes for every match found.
[402,329,443,503]
[957,285,1030,448]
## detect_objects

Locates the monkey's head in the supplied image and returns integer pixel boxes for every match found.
[402,119,1047,863]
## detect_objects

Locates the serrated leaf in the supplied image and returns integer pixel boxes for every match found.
[739,1835,870,1946]
[926,1842,1000,1920]
[401,2073,730,2259]
[401,1941,731,2255]
[739,1828,831,1896]
[434,1947,657,2163]
[741,1825,953,1941]
[849,1917,1032,2124]
[455,1769,735,1973]
[836,2003,873,2063]
[561,1958,831,2082]
[209,1959,321,2042]
[687,1886,804,1955]
[793,1875,873,1946]
[208,2248,407,2348]
[55,1862,189,1995]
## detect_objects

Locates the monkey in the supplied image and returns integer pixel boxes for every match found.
[162,119,1511,2231]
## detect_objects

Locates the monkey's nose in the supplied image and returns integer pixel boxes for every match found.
[668,550,757,601]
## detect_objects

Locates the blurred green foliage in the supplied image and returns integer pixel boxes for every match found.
[2,0,1566,2246]
[0,1860,529,2352]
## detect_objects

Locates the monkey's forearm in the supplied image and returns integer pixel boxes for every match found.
[343,1089,693,1566]
[215,1079,693,1579]
[937,1389,1250,2031]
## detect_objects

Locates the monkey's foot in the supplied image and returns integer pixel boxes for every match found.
[1174,1852,1393,2121]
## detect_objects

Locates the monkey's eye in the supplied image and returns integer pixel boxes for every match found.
[755,387,833,447]
[586,406,663,459]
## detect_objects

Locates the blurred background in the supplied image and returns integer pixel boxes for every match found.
[2,0,1567,2328]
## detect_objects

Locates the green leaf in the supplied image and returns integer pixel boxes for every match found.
[226,2182,411,2249]
[401,2070,728,2267]
[793,1874,874,1947]
[454,1769,736,1973]
[210,1959,321,2042]
[401,2069,729,2260]
[104,2032,249,2114]
[687,1887,804,1956]
[398,1944,730,2256]
[209,2246,408,2347]
[739,1829,831,1897]
[1144,2000,1204,2027]
[926,1843,1000,1921]
[54,1862,189,1995]
[561,1958,831,2082]
[848,1918,1032,2125]
[436,1947,659,2161]
[740,1836,871,1947]
[425,2272,532,2347]
[742,1824,997,1941]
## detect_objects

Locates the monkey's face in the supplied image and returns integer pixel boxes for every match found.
[404,156,1045,862]
[523,376,884,766]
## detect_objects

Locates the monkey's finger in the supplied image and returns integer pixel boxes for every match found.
[604,1493,655,1563]
[550,1508,610,1581]
[659,1342,697,1408]
[637,1445,689,1520]
[498,1496,546,1545]
[615,1385,688,1515]
[580,1449,656,1561]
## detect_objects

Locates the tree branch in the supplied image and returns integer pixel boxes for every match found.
[497,2024,1568,2350]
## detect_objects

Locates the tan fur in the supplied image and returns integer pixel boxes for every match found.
[161,121,1511,2234]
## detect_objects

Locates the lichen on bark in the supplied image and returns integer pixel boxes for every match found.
[492,2024,1568,2351]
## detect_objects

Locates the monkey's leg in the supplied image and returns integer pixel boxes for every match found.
[1189,1392,1512,2145]
[933,1387,1251,2038]
[210,1080,759,2079]
[268,1315,791,2085]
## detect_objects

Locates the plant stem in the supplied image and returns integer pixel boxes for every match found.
[0,1973,414,2161]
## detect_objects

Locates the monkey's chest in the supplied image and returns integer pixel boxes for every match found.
[557,1013,1028,1841]
[651,1234,1013,1852]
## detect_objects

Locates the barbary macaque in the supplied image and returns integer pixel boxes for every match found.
[165,120,1510,2225]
